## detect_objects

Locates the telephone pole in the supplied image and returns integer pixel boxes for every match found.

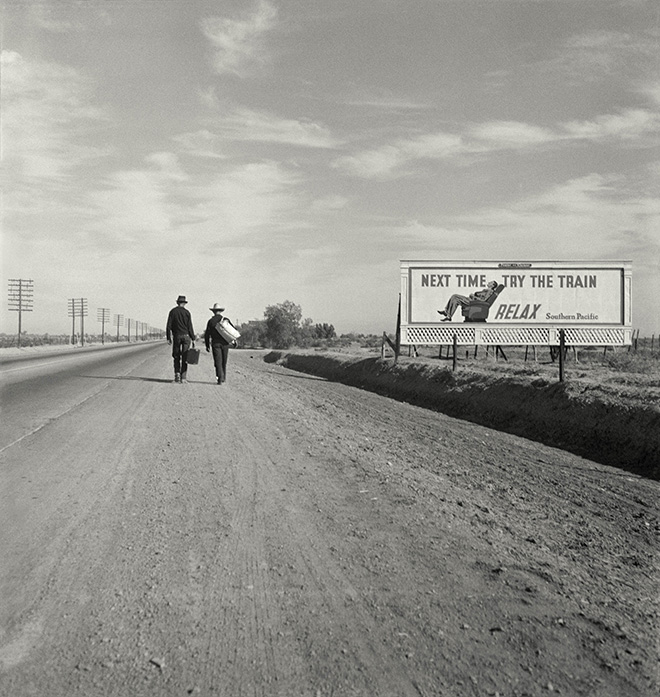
[97,308,110,344]
[114,314,124,342]
[8,279,34,347]
[68,298,88,346]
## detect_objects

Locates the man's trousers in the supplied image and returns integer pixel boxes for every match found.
[211,344,230,382]
[172,334,192,377]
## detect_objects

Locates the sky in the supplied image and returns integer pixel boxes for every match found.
[1,0,659,338]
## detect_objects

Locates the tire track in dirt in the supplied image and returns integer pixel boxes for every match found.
[189,365,426,696]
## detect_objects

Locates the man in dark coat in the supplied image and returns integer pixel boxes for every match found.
[166,295,196,383]
[204,303,237,385]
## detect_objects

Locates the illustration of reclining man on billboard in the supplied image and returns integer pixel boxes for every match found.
[403,262,630,326]
[437,280,504,323]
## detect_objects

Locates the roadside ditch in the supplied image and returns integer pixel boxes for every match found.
[264,350,660,480]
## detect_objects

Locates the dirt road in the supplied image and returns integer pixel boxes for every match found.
[1,345,657,696]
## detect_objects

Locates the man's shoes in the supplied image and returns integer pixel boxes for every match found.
[181,373,188,383]
[437,310,447,316]
[441,317,452,322]
[174,373,180,383]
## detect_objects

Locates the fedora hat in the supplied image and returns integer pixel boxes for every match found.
[176,295,188,304]
[210,303,225,312]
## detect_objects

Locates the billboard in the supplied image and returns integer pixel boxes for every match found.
[402,261,631,327]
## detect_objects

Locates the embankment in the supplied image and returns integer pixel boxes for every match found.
[265,351,660,479]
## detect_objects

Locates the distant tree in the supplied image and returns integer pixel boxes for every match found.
[264,300,303,348]
[315,323,336,340]
[237,319,267,347]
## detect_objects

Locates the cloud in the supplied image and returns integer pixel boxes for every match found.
[390,170,660,300]
[213,107,339,148]
[1,50,105,182]
[469,121,556,147]
[562,108,660,141]
[332,145,405,179]
[545,29,659,83]
[332,122,552,179]
[172,130,227,159]
[90,170,173,239]
[451,172,659,258]
[28,4,84,32]
[333,107,659,179]
[188,161,300,238]
[643,82,660,107]
[85,154,188,243]
[145,152,188,181]
[201,0,278,77]
[310,195,349,214]
[333,131,468,179]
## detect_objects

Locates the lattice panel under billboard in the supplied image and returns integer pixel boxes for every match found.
[563,327,627,345]
[403,325,629,346]
[481,327,550,345]
[405,326,475,345]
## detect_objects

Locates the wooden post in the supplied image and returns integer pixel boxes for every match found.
[382,332,397,358]
[452,333,457,372]
[394,294,401,364]
[559,329,565,382]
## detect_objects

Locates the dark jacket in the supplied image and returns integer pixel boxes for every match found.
[205,314,236,349]
[166,305,195,341]
[469,287,496,302]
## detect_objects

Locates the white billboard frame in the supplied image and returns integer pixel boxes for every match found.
[400,260,632,346]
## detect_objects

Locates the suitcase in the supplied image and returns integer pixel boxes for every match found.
[187,347,200,365]
[214,318,241,342]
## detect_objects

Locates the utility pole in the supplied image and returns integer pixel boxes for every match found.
[114,314,124,342]
[7,279,34,347]
[97,308,110,344]
[79,298,88,346]
[68,299,78,345]
[68,298,88,346]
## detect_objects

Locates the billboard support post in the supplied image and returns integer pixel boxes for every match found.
[559,329,566,382]
[394,294,401,364]
[452,333,457,372]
